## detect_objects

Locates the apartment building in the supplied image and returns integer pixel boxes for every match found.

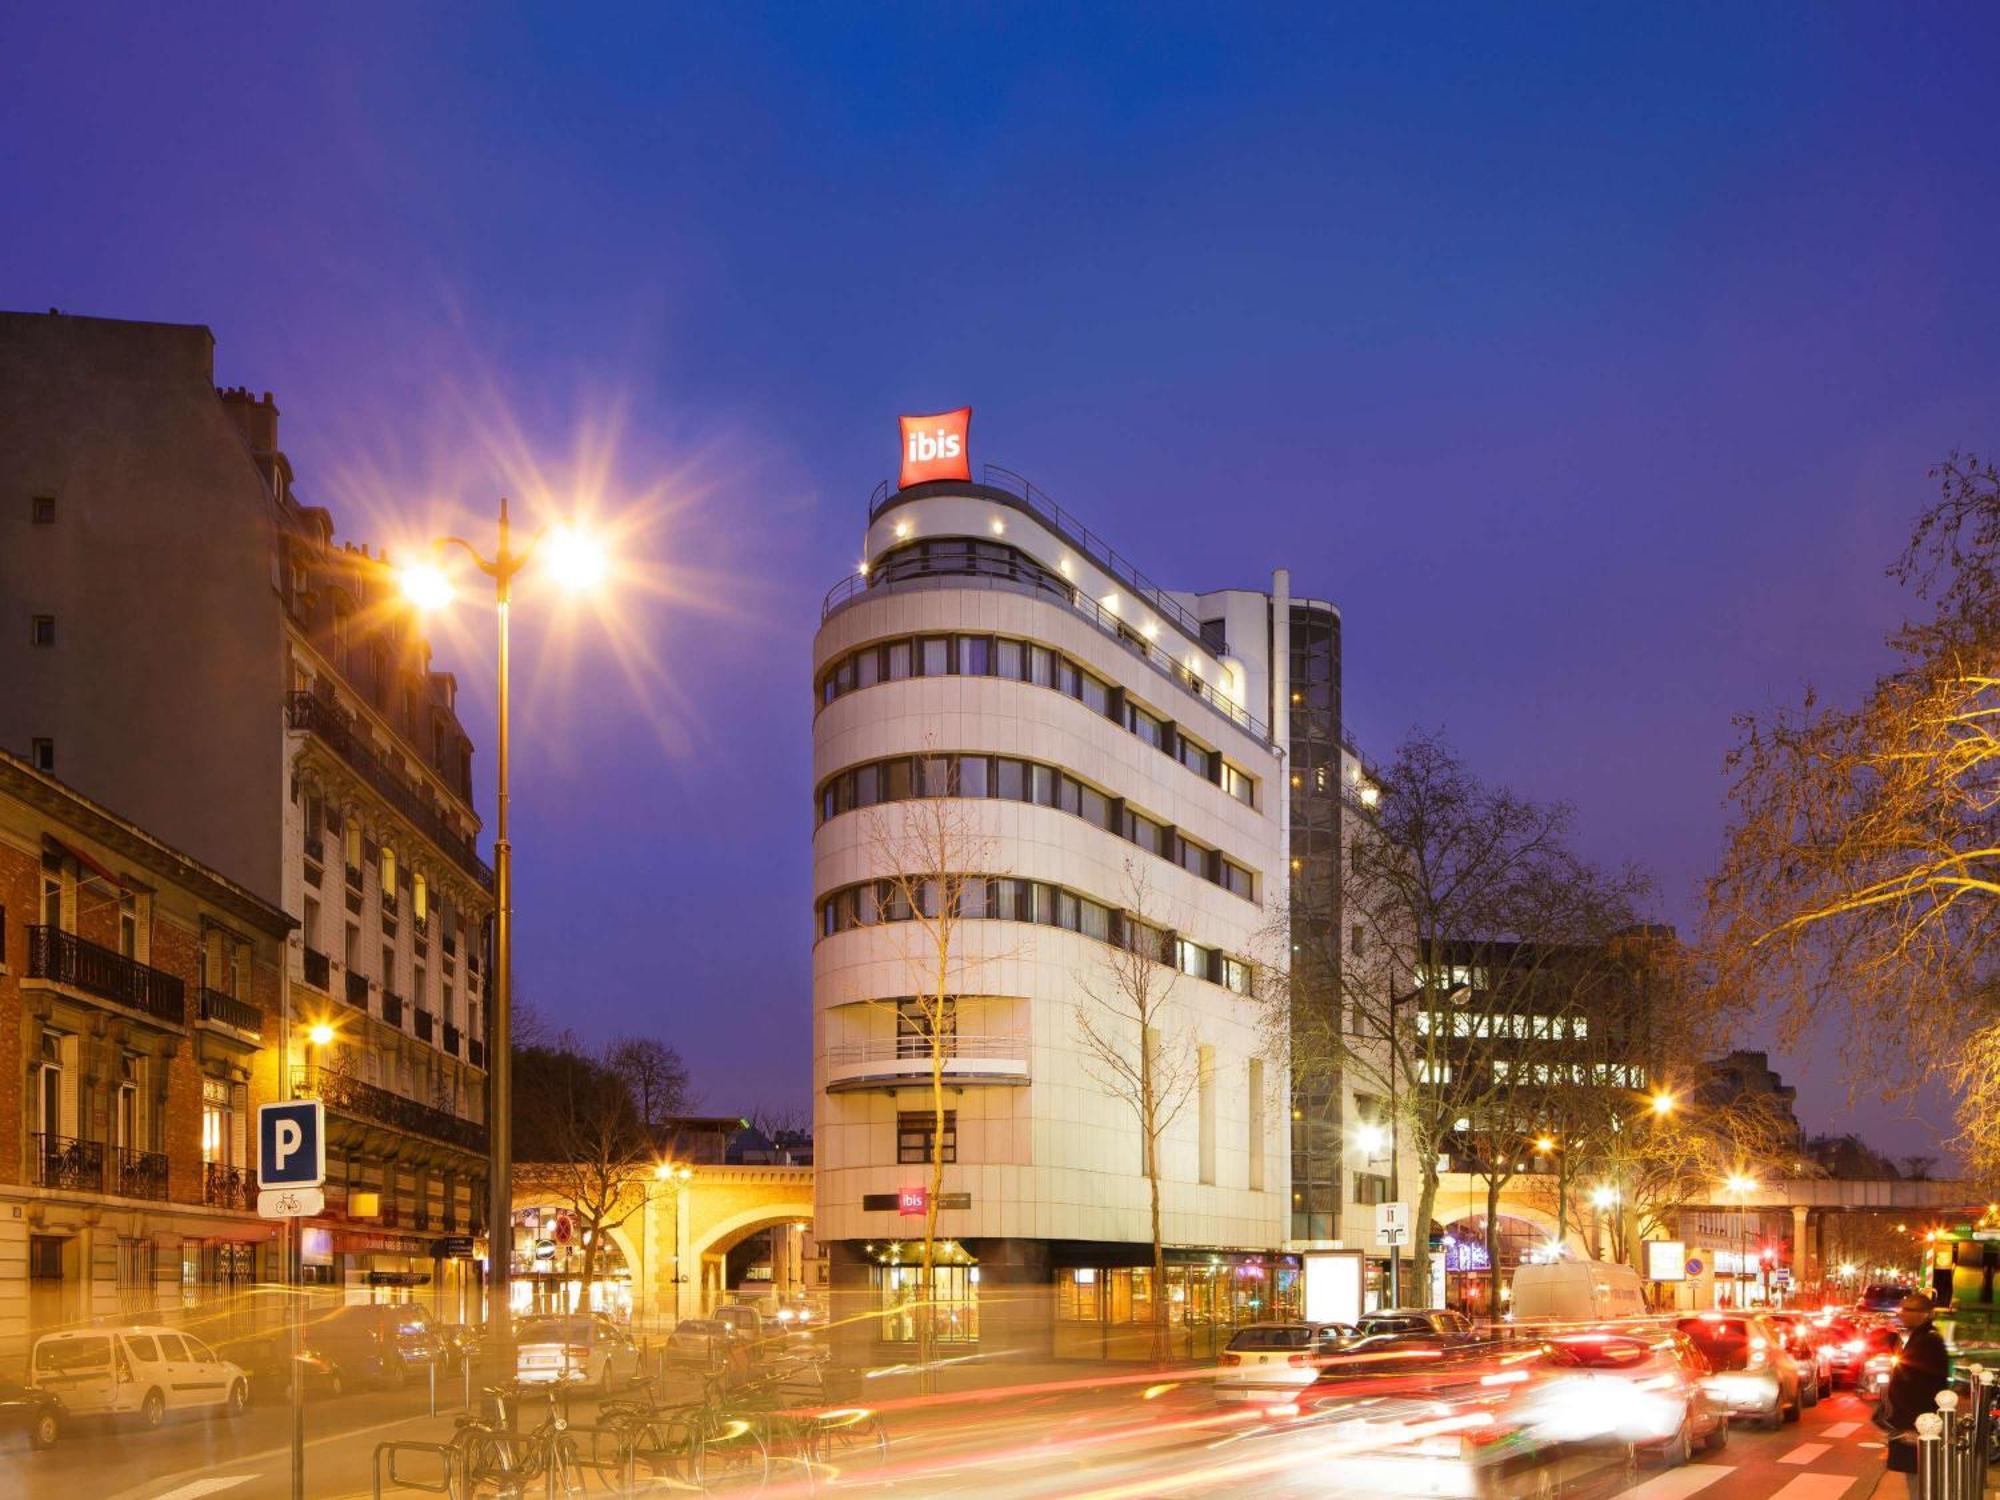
[0,748,290,1359]
[812,425,1405,1357]
[0,310,493,1315]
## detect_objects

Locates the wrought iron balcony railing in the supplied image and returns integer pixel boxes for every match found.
[204,1160,250,1209]
[33,1132,105,1192]
[199,987,262,1034]
[113,1145,169,1201]
[286,692,493,891]
[28,927,185,1023]
[291,1066,488,1154]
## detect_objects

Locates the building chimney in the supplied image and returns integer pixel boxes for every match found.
[218,385,280,457]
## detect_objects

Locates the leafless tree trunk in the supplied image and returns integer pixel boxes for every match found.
[1074,864,1200,1366]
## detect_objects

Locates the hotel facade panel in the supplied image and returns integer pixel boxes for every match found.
[814,466,1373,1358]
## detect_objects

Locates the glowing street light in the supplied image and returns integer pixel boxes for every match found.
[1534,1136,1556,1155]
[307,1022,335,1047]
[1591,1186,1619,1211]
[402,498,608,1363]
[1650,1092,1676,1117]
[1355,1124,1388,1157]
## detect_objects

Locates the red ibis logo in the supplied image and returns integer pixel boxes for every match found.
[898,408,971,490]
[898,1187,929,1217]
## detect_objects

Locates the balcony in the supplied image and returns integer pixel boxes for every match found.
[302,947,332,992]
[292,1066,488,1154]
[825,1035,1030,1092]
[200,987,262,1035]
[204,1161,251,1210]
[33,1133,105,1192]
[443,1021,461,1056]
[112,1146,169,1201]
[382,992,405,1027]
[345,970,371,1009]
[415,1008,434,1044]
[28,927,185,1024]
[286,692,493,891]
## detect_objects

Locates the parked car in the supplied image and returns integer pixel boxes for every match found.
[302,1303,444,1390]
[515,1313,642,1392]
[1518,1330,1728,1466]
[1860,1283,1915,1313]
[433,1323,481,1371]
[1765,1312,1831,1404]
[1510,1261,1647,1323]
[0,1377,63,1450]
[665,1318,750,1379]
[233,1332,347,1401]
[1674,1313,1802,1430]
[1352,1308,1481,1346]
[1215,1322,1354,1404]
[29,1327,249,1430]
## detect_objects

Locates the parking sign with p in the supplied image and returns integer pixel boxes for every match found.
[259,1100,325,1189]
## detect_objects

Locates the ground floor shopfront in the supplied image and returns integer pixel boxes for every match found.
[826,1238,1300,1362]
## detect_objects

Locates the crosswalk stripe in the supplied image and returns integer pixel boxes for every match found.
[146,1482,254,1500]
[1617,1464,1735,1498]
[1819,1420,1862,1438]
[1767,1475,1865,1499]
[1780,1441,1832,1464]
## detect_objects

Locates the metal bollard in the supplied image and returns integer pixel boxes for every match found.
[1918,1412,1945,1500]
[1973,1369,1997,1495]
[1936,1389,1961,1500]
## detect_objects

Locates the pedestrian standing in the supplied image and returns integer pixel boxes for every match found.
[1874,1293,1950,1497]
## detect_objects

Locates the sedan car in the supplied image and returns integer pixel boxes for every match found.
[665,1318,750,1379]
[1216,1321,1354,1403]
[1517,1330,1728,1466]
[1674,1314,1802,1430]
[1765,1313,1830,1405]
[0,1378,62,1451]
[515,1313,642,1391]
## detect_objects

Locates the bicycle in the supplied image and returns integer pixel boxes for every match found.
[599,1371,769,1492]
[448,1383,588,1498]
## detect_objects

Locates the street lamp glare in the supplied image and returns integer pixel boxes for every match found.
[1355,1124,1387,1155]
[1591,1187,1618,1210]
[654,1161,673,1181]
[543,524,608,592]
[1726,1174,1756,1194]
[307,1022,335,1046]
[1535,1136,1555,1154]
[1650,1092,1675,1117]
[400,561,455,612]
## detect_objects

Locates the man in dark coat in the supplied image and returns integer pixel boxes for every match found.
[1878,1292,1951,1495]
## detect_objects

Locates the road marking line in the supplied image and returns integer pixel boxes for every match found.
[1819,1420,1862,1438]
[147,1481,254,1500]
[1618,1464,1735,1498]
[1781,1441,1832,1464]
[1768,1475,1866,1499]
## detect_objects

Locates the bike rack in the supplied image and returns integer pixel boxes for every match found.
[372,1439,459,1497]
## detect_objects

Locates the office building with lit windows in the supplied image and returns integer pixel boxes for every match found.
[812,449,1397,1358]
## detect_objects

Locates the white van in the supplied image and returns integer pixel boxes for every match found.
[1510,1261,1646,1323]
[30,1327,249,1429]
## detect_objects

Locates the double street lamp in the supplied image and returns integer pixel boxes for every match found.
[402,499,607,1355]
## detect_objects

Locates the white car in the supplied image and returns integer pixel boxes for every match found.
[31,1326,249,1430]
[1216,1321,1353,1403]
[514,1313,642,1392]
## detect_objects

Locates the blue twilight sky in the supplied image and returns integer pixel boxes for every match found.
[5,5,1997,1158]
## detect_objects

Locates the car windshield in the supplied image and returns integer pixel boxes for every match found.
[1358,1317,1432,1337]
[518,1318,593,1345]
[1542,1335,1652,1369]
[1676,1318,1754,1371]
[35,1337,110,1373]
[1228,1326,1317,1351]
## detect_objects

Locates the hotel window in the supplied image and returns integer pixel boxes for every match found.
[1222,956,1253,995]
[30,615,55,647]
[1223,862,1254,899]
[895,997,956,1057]
[1176,939,1209,979]
[958,635,991,675]
[994,639,1022,679]
[1126,702,1165,749]
[896,1110,956,1164]
[1222,764,1254,807]
[919,637,950,676]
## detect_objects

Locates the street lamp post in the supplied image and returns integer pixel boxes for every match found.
[402,500,606,1365]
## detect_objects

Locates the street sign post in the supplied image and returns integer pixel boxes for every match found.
[1375,1202,1409,1245]
[258,1099,324,1500]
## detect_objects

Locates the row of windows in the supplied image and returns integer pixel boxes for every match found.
[1415,1012,1591,1040]
[817,876,1255,995]
[818,631,1257,809]
[1492,1061,1648,1086]
[817,753,1257,902]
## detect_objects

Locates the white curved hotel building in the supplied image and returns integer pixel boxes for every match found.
[813,462,1366,1359]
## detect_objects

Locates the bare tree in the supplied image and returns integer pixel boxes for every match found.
[862,777,1003,1376]
[1278,731,1634,1305]
[513,1035,651,1314]
[1073,864,1204,1365]
[606,1036,691,1130]
[1710,455,2000,1167]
